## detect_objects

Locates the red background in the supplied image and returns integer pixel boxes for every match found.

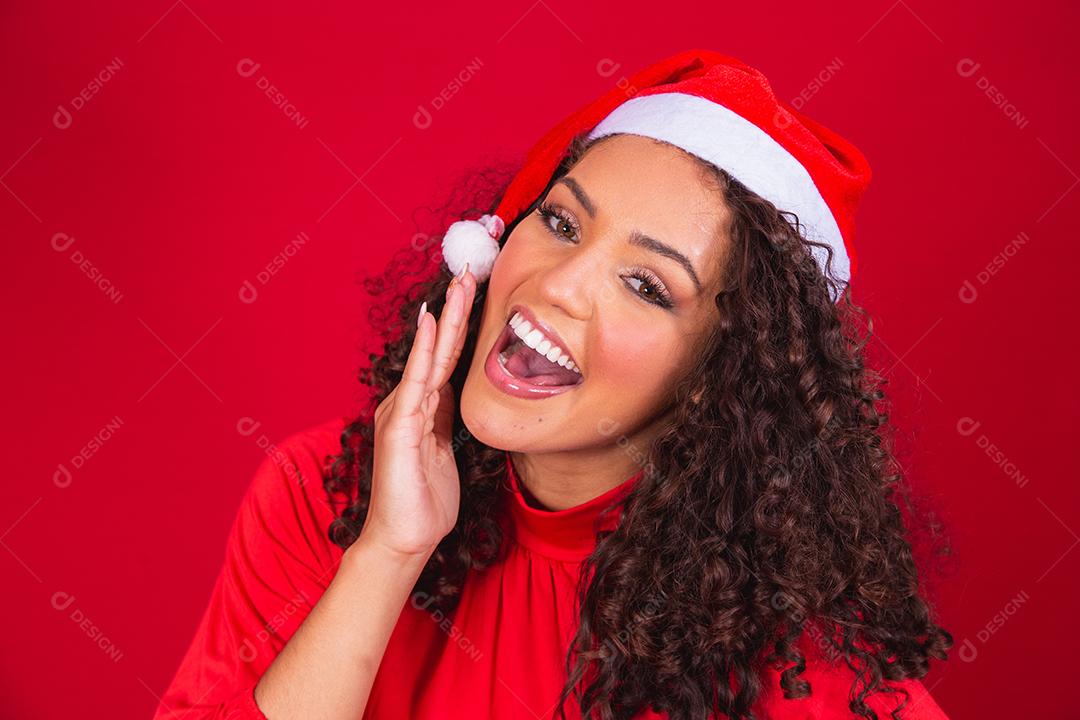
[3,1,1076,718]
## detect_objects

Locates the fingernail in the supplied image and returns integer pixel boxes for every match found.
[417,301,427,329]
[459,262,469,281]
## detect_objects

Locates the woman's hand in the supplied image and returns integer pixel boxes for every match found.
[362,264,477,559]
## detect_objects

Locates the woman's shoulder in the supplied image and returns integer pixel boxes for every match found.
[151,416,353,719]
[242,415,348,501]
[267,414,350,467]
[233,415,351,576]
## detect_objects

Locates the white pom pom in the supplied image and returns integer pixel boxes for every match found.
[441,213,504,282]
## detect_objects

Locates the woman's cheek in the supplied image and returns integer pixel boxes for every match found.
[601,329,672,394]
[487,233,531,295]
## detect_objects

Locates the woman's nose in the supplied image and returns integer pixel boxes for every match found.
[534,243,614,321]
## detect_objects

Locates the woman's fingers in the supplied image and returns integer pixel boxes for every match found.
[425,283,464,394]
[391,266,476,439]
[444,269,476,378]
[392,301,436,430]
[426,268,475,395]
[373,384,397,425]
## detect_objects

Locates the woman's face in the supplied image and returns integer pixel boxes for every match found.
[460,134,730,462]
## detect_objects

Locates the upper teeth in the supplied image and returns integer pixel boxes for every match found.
[508,312,581,374]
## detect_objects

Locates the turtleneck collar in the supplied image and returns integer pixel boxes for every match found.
[499,451,643,562]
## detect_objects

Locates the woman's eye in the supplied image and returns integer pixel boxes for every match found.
[537,203,578,241]
[625,272,674,308]
[627,277,657,302]
[627,276,651,298]
[553,217,576,239]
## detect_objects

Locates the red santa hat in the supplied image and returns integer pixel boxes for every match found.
[441,48,872,302]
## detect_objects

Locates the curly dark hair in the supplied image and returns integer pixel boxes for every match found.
[322,131,954,720]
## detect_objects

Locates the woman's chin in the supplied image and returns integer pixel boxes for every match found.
[459,368,516,450]
[459,364,559,451]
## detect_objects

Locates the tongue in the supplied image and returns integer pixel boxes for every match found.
[504,339,580,386]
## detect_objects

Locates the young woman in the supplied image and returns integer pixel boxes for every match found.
[155,49,954,719]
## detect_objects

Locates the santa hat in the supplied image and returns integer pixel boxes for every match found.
[441,48,872,302]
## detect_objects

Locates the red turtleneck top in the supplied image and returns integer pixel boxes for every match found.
[153,417,950,719]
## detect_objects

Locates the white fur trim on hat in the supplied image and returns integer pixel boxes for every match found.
[586,92,849,292]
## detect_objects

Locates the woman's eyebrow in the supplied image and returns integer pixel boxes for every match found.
[555,176,704,293]
[628,231,703,292]
[557,176,597,218]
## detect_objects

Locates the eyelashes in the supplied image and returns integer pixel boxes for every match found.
[534,201,675,309]
[537,200,581,239]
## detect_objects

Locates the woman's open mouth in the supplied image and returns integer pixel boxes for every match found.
[484,316,584,399]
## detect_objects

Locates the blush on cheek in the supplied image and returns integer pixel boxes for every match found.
[497,227,556,278]
[600,333,672,383]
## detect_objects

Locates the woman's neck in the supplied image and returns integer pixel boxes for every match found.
[508,442,653,511]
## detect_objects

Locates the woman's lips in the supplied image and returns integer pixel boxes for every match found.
[484,322,584,399]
